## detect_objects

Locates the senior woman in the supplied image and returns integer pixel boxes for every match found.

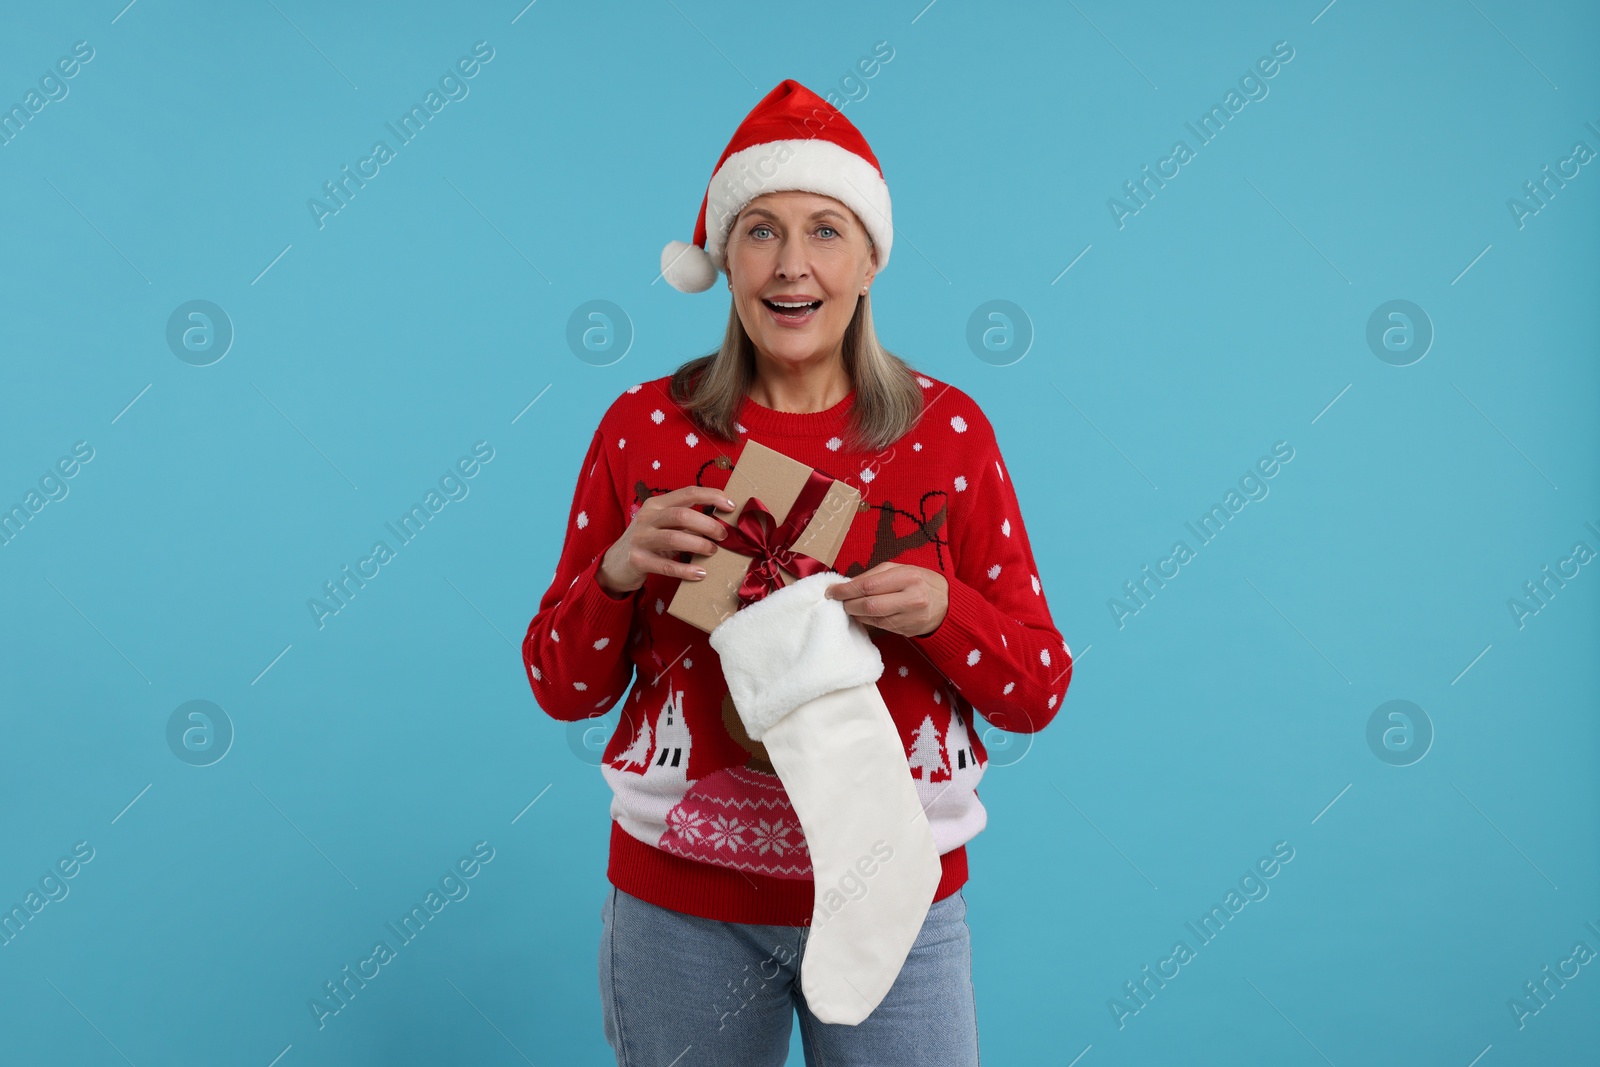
[522,80,1070,1067]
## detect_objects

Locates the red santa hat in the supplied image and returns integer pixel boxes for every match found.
[660,79,893,293]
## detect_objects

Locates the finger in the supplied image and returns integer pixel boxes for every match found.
[828,577,877,601]
[842,603,910,635]
[630,546,709,582]
[837,589,902,620]
[828,566,909,601]
[635,505,718,548]
[645,527,724,559]
[665,504,733,543]
[666,485,738,512]
[643,486,736,521]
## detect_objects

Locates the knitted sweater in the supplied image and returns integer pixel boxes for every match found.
[522,371,1070,925]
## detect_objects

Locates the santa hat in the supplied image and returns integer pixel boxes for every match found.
[660,79,893,293]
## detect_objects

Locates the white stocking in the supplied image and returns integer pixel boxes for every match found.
[709,570,943,1026]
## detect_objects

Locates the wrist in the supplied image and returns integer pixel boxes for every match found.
[596,558,638,600]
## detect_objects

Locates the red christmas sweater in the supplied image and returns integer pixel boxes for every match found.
[522,371,1071,925]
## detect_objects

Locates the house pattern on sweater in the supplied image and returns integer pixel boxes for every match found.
[598,678,989,879]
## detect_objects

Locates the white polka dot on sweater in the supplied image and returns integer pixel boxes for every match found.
[987,564,1001,579]
[736,422,747,434]
[685,432,699,447]
[651,409,665,424]
[933,690,942,703]
[627,384,642,393]
[1031,574,1041,594]
[683,658,693,668]
[898,665,909,676]
[1047,693,1057,709]
[913,442,922,451]
[826,436,843,451]
[593,637,609,650]
[529,664,542,680]
[966,648,981,666]
[618,438,626,449]
[652,460,660,469]
[861,468,876,483]
[1001,518,1011,537]
[1040,648,1051,667]
[551,629,559,643]
[916,375,933,388]
[1003,681,1015,695]
[655,599,665,614]
[954,476,967,492]
[951,415,967,433]
[996,460,1005,482]
[576,511,588,529]
[573,681,587,691]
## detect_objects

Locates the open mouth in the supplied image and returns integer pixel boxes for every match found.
[762,298,823,323]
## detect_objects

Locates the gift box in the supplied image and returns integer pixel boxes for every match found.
[667,440,863,634]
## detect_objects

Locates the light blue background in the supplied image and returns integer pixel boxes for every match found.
[1,1,1596,1064]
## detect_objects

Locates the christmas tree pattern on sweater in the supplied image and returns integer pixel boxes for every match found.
[602,670,989,879]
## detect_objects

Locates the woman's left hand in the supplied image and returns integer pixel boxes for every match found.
[822,562,948,638]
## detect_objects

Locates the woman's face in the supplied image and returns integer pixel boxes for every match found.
[724,190,877,373]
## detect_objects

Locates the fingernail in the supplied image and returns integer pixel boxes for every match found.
[724,499,736,509]
[693,568,707,579]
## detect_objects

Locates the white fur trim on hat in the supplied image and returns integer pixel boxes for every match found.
[708,570,884,742]
[702,138,892,276]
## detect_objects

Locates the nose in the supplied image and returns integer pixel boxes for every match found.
[774,233,808,280]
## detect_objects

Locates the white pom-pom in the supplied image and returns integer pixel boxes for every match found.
[660,240,717,293]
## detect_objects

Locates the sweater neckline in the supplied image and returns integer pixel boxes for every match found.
[736,387,855,438]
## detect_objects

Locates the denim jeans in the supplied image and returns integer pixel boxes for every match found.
[598,885,980,1066]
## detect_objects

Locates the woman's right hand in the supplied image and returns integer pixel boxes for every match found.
[597,486,737,597]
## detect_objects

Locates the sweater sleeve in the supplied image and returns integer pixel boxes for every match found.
[521,423,638,722]
[909,424,1071,735]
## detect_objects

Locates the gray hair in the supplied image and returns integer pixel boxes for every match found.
[668,292,924,453]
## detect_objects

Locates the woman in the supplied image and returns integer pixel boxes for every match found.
[523,79,1070,1066]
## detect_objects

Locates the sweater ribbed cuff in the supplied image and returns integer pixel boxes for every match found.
[910,574,990,668]
[571,553,638,643]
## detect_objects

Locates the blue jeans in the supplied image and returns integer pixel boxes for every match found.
[598,885,980,1066]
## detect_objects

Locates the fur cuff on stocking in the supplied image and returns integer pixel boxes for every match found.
[708,571,883,742]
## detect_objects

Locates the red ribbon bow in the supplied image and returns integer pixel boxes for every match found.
[711,468,838,607]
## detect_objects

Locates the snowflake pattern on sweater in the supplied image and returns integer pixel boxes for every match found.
[521,372,1071,924]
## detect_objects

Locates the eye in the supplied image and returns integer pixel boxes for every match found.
[817,225,839,238]
[750,224,773,239]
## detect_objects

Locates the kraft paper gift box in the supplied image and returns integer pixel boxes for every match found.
[667,439,863,634]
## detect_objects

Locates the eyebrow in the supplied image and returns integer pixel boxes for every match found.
[741,207,850,224]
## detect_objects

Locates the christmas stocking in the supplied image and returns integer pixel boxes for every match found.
[708,569,943,1026]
